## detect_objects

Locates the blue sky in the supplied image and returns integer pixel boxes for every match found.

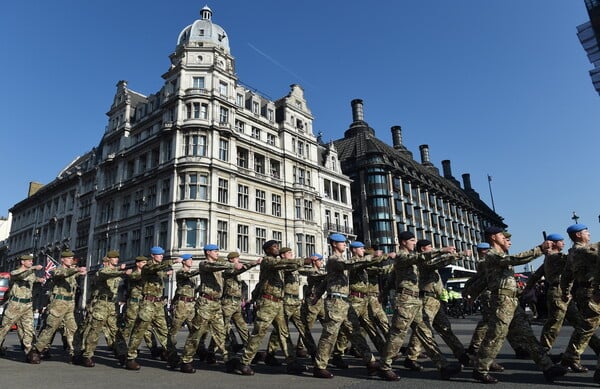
[1,1,599,270]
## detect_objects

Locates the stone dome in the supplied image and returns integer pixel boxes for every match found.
[177,6,230,53]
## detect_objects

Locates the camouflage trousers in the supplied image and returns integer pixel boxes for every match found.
[121,299,154,347]
[127,299,169,359]
[0,301,35,353]
[562,288,600,367]
[474,294,554,373]
[347,294,386,354]
[367,294,390,335]
[379,292,447,371]
[267,297,316,355]
[406,296,465,360]
[241,297,292,366]
[314,297,375,370]
[541,286,600,354]
[222,297,249,348]
[35,299,77,355]
[168,299,195,349]
[82,299,127,358]
[297,297,325,353]
[181,297,227,364]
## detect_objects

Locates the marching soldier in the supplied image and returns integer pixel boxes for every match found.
[560,224,600,383]
[312,234,383,379]
[376,231,461,381]
[221,251,260,353]
[471,226,566,384]
[525,233,600,357]
[234,240,310,376]
[77,250,130,367]
[120,256,154,350]
[167,254,199,354]
[296,253,327,357]
[179,244,243,373]
[30,250,86,363]
[125,246,182,370]
[264,248,317,364]
[0,255,44,360]
[404,239,471,371]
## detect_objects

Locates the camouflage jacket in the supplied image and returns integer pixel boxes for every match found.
[49,266,81,297]
[9,267,39,299]
[198,259,235,299]
[527,252,567,288]
[126,270,143,300]
[392,249,450,293]
[223,262,257,298]
[93,266,126,300]
[483,246,543,292]
[561,241,600,294]
[322,253,382,297]
[141,259,175,297]
[256,256,305,299]
[299,267,327,299]
[175,269,200,298]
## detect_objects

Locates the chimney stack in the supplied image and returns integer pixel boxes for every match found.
[351,99,364,122]
[462,173,472,191]
[441,160,453,179]
[391,126,403,149]
[419,144,433,166]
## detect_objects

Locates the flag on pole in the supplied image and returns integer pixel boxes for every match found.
[45,256,57,279]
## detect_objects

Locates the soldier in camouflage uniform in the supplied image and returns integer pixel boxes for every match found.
[119,256,154,349]
[167,254,199,354]
[179,244,243,373]
[235,240,311,376]
[376,231,461,382]
[31,250,86,363]
[312,234,383,379]
[264,247,317,364]
[77,250,130,367]
[0,255,44,361]
[363,256,392,352]
[125,246,182,370]
[296,253,327,357]
[471,226,566,384]
[560,224,600,383]
[404,240,470,371]
[221,251,260,352]
[525,233,600,358]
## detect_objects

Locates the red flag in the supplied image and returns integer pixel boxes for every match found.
[45,256,57,279]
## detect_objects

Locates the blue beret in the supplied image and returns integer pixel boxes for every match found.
[349,241,365,248]
[484,226,504,235]
[567,224,588,234]
[181,254,193,260]
[150,246,165,255]
[476,242,491,250]
[203,244,219,251]
[546,233,564,241]
[312,253,323,259]
[329,233,346,242]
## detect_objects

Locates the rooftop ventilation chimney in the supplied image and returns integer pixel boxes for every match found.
[462,173,472,191]
[419,144,433,166]
[391,126,403,149]
[351,99,364,122]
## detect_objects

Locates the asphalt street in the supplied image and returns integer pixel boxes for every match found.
[0,314,597,389]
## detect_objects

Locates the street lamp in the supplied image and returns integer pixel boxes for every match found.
[572,211,580,224]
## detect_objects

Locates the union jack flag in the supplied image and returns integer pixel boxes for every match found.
[45,256,57,279]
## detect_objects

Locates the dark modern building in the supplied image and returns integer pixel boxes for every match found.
[334,99,506,276]
[577,0,600,95]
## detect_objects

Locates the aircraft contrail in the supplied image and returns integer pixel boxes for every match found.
[247,42,315,88]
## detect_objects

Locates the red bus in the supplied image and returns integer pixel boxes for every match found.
[0,272,9,302]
